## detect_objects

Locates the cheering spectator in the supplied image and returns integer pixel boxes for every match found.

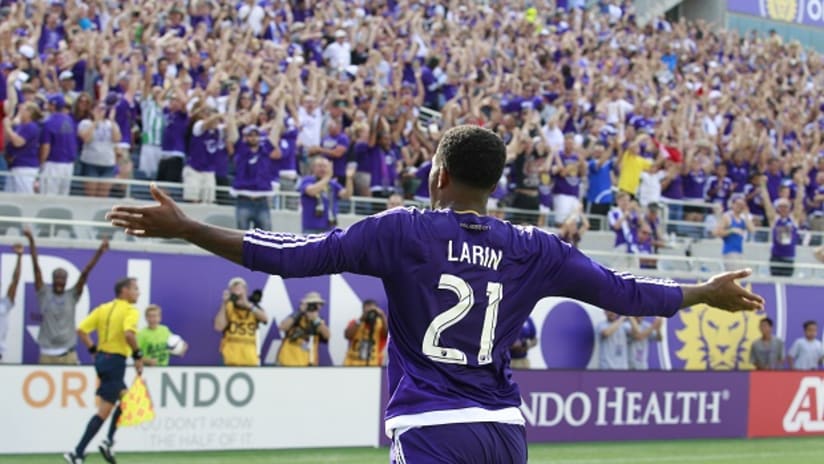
[3,102,43,193]
[39,94,77,196]
[299,157,354,235]
[26,229,108,365]
[761,188,803,277]
[0,242,23,362]
[585,141,615,219]
[714,194,756,271]
[229,120,280,230]
[77,102,120,197]
[157,90,190,183]
[558,204,590,249]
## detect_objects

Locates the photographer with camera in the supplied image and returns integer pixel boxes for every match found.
[344,300,388,367]
[214,277,268,366]
[276,292,330,366]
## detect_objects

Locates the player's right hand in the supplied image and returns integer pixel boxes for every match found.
[108,183,192,239]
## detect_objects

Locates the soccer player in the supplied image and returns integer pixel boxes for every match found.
[108,125,763,463]
[64,277,143,464]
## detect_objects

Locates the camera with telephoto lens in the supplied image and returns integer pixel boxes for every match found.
[306,302,321,312]
[364,309,378,325]
[250,289,263,305]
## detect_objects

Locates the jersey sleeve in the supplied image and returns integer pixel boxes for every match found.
[77,305,101,334]
[123,308,139,334]
[538,231,683,317]
[242,209,408,278]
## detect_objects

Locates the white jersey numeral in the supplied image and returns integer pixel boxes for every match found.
[422,274,503,365]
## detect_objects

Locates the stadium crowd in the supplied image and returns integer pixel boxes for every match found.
[0,0,823,262]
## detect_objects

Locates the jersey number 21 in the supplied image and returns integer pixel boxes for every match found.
[422,274,503,365]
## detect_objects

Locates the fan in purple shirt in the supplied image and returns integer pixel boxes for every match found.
[109,126,764,464]
[726,151,750,193]
[308,120,350,184]
[704,164,734,208]
[3,102,43,194]
[39,94,78,195]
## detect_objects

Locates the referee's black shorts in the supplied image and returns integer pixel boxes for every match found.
[95,352,127,403]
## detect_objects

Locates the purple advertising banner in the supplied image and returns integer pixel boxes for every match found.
[514,370,750,442]
[0,244,819,373]
[378,370,750,444]
[728,0,824,28]
[0,245,387,366]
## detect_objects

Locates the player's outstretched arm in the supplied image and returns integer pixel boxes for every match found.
[107,183,245,265]
[680,268,764,312]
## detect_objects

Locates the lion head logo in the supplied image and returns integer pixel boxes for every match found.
[675,298,765,370]
[765,0,799,22]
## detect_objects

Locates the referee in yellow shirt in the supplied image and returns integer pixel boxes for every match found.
[64,277,143,464]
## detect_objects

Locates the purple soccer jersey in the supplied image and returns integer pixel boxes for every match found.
[241,208,683,435]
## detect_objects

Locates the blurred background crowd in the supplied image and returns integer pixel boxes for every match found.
[0,0,823,267]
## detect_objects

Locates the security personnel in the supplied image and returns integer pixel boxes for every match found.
[65,277,143,464]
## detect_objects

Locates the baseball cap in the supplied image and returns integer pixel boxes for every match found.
[59,70,74,80]
[18,44,35,60]
[48,93,66,108]
[242,125,261,135]
[228,277,247,288]
[302,291,325,305]
[334,29,346,38]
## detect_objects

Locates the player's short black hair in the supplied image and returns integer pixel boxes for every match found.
[803,320,817,330]
[760,317,774,327]
[436,125,505,190]
[115,277,136,297]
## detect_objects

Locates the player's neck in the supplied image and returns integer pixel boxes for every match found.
[439,197,488,216]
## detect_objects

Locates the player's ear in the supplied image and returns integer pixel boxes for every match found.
[437,165,449,190]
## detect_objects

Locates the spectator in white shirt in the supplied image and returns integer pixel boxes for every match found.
[297,94,323,152]
[638,163,666,208]
[323,29,352,71]
[788,321,824,371]
[238,0,265,36]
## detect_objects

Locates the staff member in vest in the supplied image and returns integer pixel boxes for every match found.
[65,277,143,464]
[230,124,281,230]
[761,186,802,277]
[298,156,354,235]
[39,94,78,195]
[3,101,43,193]
[25,228,108,364]
[343,299,388,366]
[714,193,755,271]
[214,277,268,366]
[277,292,331,366]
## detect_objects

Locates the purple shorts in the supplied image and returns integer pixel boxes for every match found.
[390,422,527,464]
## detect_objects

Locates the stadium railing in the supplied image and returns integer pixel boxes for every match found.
[4,215,824,281]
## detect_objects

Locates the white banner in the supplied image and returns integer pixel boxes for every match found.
[0,365,382,454]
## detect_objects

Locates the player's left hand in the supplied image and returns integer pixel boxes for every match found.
[135,358,144,376]
[694,268,764,312]
[108,183,193,239]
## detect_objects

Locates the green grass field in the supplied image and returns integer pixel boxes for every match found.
[4,437,824,464]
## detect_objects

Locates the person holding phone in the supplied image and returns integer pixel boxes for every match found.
[77,101,121,197]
